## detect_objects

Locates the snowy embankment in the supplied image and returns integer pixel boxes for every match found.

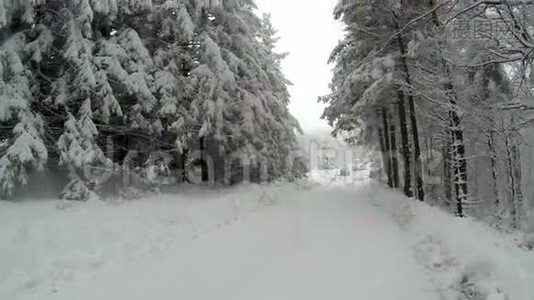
[0,184,285,299]
[365,181,534,300]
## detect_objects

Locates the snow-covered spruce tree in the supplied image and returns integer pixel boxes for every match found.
[321,0,412,195]
[93,0,303,189]
[187,32,234,181]
[23,0,124,200]
[258,13,304,180]
[193,3,256,182]
[0,0,40,36]
[46,3,103,200]
[233,3,303,182]
[149,0,197,182]
[92,3,164,196]
[57,100,105,200]
[181,0,303,183]
[0,1,48,199]
[2,0,303,199]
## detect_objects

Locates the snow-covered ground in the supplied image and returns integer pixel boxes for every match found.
[1,174,533,299]
[367,182,534,300]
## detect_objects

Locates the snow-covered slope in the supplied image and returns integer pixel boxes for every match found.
[1,178,533,300]
[366,181,534,300]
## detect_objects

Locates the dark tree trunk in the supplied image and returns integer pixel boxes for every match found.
[382,107,394,188]
[512,143,523,228]
[180,149,189,183]
[443,144,452,206]
[200,137,209,182]
[504,134,516,228]
[409,98,425,201]
[396,90,412,197]
[487,130,501,224]
[378,128,390,185]
[428,2,467,215]
[395,31,424,201]
[390,124,400,188]
[449,92,468,217]
[504,130,524,229]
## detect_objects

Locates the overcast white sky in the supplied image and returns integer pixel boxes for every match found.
[255,0,343,132]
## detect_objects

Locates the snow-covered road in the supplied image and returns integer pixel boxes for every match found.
[26,184,438,300]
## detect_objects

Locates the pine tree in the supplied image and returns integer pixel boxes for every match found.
[0,11,47,198]
[321,1,400,190]
[1,0,305,199]
[191,2,302,182]
[258,14,302,179]
[57,100,104,200]
[24,0,126,199]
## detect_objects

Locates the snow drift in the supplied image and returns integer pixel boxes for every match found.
[365,181,534,300]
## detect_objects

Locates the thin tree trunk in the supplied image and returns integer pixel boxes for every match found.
[390,124,400,188]
[449,94,468,218]
[505,136,517,228]
[512,143,524,228]
[378,128,390,185]
[180,149,189,183]
[396,90,412,197]
[425,138,434,161]
[487,130,501,224]
[409,94,425,201]
[429,0,467,216]
[200,137,209,182]
[504,129,522,229]
[382,107,394,188]
[443,143,452,206]
[394,20,424,201]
